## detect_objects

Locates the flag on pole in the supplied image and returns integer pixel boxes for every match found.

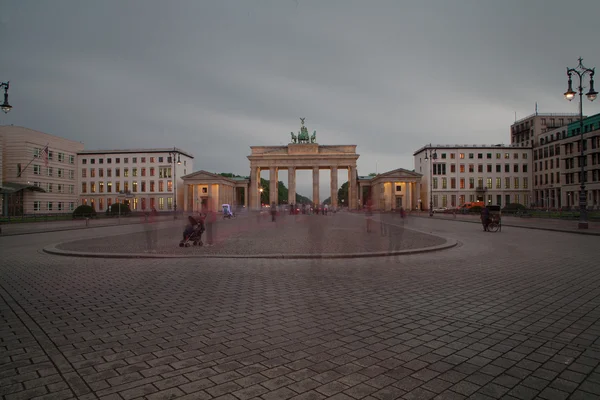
[41,145,49,167]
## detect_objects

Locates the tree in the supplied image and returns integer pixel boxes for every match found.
[337,181,349,206]
[368,172,377,177]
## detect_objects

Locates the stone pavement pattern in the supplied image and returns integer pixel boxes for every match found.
[1,217,600,399]
[54,213,446,256]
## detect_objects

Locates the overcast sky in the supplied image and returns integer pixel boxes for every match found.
[2,0,600,199]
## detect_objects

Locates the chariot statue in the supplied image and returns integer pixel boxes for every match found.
[290,117,317,144]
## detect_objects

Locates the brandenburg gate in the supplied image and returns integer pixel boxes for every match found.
[248,119,359,210]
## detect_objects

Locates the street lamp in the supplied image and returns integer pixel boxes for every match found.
[168,148,181,219]
[1,81,12,114]
[564,57,598,229]
[424,144,438,217]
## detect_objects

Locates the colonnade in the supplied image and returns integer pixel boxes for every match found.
[249,165,358,210]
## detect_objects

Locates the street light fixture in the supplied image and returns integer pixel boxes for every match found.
[168,148,181,219]
[424,144,438,217]
[564,57,597,229]
[1,81,12,114]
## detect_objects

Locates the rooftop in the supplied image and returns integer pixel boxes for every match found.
[78,147,194,158]
[413,143,532,156]
[511,112,580,126]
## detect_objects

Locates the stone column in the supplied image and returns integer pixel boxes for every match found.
[207,183,213,211]
[312,166,320,205]
[288,167,296,205]
[250,165,259,210]
[243,185,248,209]
[269,167,278,205]
[192,184,198,212]
[349,166,357,210]
[358,182,362,208]
[416,181,421,210]
[330,166,338,208]
[405,182,411,210]
[183,184,189,211]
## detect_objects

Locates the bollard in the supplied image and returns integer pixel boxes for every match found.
[85,217,90,227]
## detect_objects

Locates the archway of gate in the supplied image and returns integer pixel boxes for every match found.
[248,143,360,210]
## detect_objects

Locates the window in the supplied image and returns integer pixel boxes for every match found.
[478,165,483,173]
[90,183,96,193]
[523,164,528,173]
[159,181,164,192]
[469,178,474,189]
[442,178,447,189]
[158,197,164,210]
[107,168,112,177]
[99,159,104,164]
[57,184,63,193]
[124,157,129,163]
[505,164,510,173]
[513,164,519,173]
[90,168,95,178]
[107,182,112,193]
[107,158,112,164]
[459,164,465,173]
[133,157,138,163]
[132,181,138,192]
[486,165,492,173]
[57,168,64,178]
[513,153,519,159]
[99,182,104,193]
[116,157,121,163]
[468,164,474,173]
[141,157,146,163]
[441,153,447,159]
[58,152,64,162]
[469,153,474,159]
[34,165,41,175]
[48,151,54,161]
[124,182,129,192]
[159,167,172,178]
[496,178,501,189]
[150,157,156,163]
[432,178,438,189]
[82,183,87,193]
[487,153,492,159]
[124,168,129,177]
[34,201,41,211]
[90,158,95,164]
[150,181,156,192]
[486,178,492,189]
[451,178,456,189]
[450,153,455,159]
[167,180,173,191]
[141,181,146,192]
[514,177,519,189]
[460,178,465,189]
[82,158,87,164]
[150,167,155,176]
[116,182,121,192]
[496,153,501,159]
[116,168,120,177]
[141,168,146,177]
[47,167,53,177]
[505,177,510,188]
[167,197,173,210]
[495,164,501,173]
[69,155,75,164]
[459,153,465,159]
[505,153,510,159]
[158,157,164,162]
[133,168,138,177]
[47,202,53,211]
[69,185,74,194]
[99,168,104,178]
[69,202,75,211]
[58,202,64,211]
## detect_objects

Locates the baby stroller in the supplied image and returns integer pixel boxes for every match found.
[179,216,205,247]
[222,204,235,219]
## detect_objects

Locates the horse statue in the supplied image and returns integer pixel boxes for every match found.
[290,132,297,143]
[298,126,309,143]
[310,131,317,143]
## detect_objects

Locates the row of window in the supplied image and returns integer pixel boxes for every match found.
[81,197,173,211]
[432,194,529,208]
[432,163,529,174]
[535,173,561,186]
[31,165,75,179]
[535,158,561,172]
[563,170,600,185]
[34,148,76,164]
[81,156,186,165]
[81,180,174,194]
[33,201,75,212]
[434,152,528,161]
[31,182,76,194]
[81,166,177,179]
[534,144,561,160]
[432,177,529,190]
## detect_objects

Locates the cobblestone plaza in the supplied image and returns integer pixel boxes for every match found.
[1,214,600,400]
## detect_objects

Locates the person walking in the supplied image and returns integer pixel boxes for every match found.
[271,201,277,222]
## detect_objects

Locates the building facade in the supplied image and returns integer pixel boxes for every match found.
[0,126,83,216]
[357,169,422,211]
[181,171,249,213]
[77,148,194,213]
[414,145,533,210]
[510,113,581,148]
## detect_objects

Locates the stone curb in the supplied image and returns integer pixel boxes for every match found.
[412,215,600,236]
[42,227,458,260]
[0,219,149,237]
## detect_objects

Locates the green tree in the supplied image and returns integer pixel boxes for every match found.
[337,181,349,206]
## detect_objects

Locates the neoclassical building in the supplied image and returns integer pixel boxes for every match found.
[180,120,423,211]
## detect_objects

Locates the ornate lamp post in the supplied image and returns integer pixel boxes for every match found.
[1,81,12,114]
[424,145,438,217]
[168,148,181,219]
[564,57,598,229]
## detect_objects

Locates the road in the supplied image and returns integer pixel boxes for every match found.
[1,215,599,399]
